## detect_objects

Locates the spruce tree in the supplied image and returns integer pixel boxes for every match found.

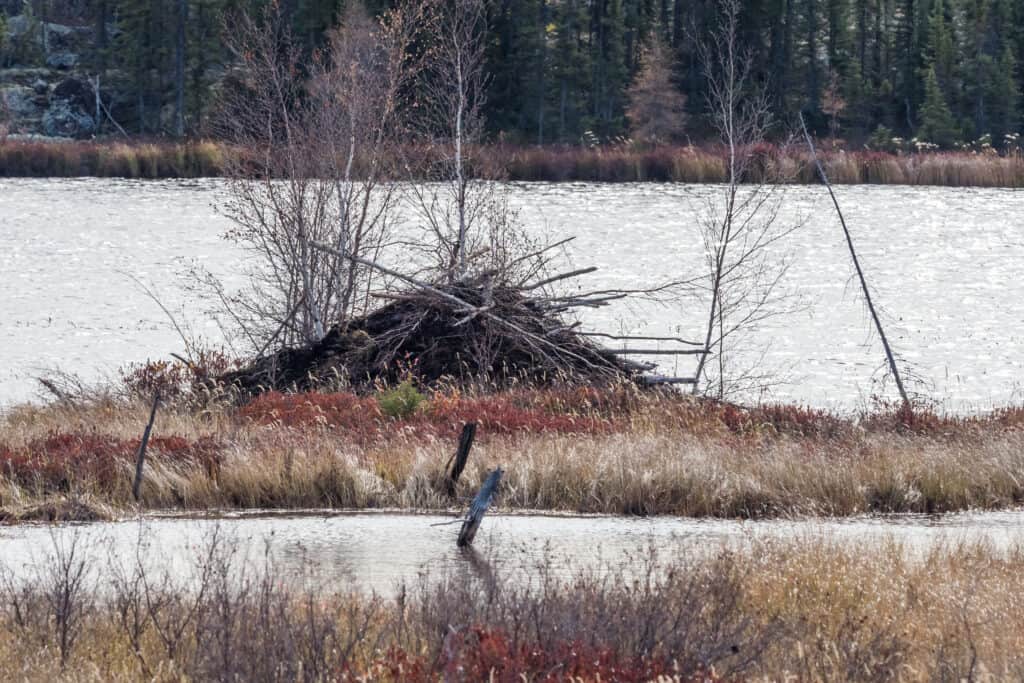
[918,64,959,145]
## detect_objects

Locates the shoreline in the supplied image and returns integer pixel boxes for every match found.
[2,138,1023,187]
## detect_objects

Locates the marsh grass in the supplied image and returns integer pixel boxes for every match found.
[2,139,1023,186]
[0,140,224,178]
[0,533,1023,680]
[1,389,1023,518]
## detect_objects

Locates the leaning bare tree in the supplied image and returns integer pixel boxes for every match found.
[690,0,801,399]
[209,1,426,353]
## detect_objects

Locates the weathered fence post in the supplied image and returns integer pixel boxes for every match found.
[457,467,503,547]
[445,422,477,498]
[132,392,160,502]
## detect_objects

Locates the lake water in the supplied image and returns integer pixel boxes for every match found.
[2,510,1022,594]
[2,178,1022,411]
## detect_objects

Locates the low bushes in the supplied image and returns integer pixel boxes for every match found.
[3,388,1024,516]
[1,536,1023,680]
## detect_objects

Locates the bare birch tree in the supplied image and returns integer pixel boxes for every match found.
[407,0,499,283]
[690,0,801,399]
[209,1,426,352]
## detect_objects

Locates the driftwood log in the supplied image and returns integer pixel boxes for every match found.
[457,467,503,547]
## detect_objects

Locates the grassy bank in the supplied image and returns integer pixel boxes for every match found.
[2,138,1023,186]
[0,139,224,178]
[2,386,1023,519]
[2,535,1022,680]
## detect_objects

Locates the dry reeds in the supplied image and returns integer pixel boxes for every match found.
[0,139,224,178]
[1,533,1023,680]
[3,138,1022,185]
[2,390,1023,518]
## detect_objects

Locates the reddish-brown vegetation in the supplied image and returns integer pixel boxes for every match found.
[366,627,707,682]
[0,432,219,492]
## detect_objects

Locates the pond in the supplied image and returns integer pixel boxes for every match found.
[2,178,1023,410]
[2,510,1022,594]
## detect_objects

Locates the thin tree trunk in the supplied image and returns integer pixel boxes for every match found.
[174,0,188,138]
[799,114,911,408]
[537,0,548,144]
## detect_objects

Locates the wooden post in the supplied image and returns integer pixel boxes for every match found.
[457,467,503,547]
[132,393,160,502]
[445,422,477,498]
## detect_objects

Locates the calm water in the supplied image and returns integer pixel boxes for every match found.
[2,178,1023,410]
[1,510,1023,594]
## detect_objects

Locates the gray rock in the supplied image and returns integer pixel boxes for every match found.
[42,99,95,138]
[42,22,91,53]
[45,51,78,70]
[4,14,35,41]
[0,85,40,117]
[32,79,49,95]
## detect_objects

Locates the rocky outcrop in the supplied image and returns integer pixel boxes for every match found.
[1,13,103,138]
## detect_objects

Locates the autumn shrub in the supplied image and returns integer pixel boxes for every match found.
[0,432,219,493]
[238,391,383,436]
[120,347,239,403]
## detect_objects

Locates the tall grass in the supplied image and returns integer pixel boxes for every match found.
[1,533,1023,680]
[2,138,1023,185]
[0,140,224,178]
[2,389,1023,518]
[502,144,1024,186]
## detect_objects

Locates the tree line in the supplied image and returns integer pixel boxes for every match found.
[4,0,1023,147]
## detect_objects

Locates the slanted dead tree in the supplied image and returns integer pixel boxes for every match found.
[690,0,801,399]
[209,1,426,353]
[799,113,911,408]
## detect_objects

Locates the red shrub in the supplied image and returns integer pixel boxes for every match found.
[238,391,384,441]
[0,432,222,493]
[423,394,611,438]
[236,390,614,441]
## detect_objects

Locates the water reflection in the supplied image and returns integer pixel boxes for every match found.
[1,510,1022,595]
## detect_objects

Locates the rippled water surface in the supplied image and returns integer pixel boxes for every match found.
[1,510,1023,594]
[2,178,1022,409]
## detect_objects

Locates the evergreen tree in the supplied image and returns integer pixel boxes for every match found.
[625,36,686,143]
[918,64,959,144]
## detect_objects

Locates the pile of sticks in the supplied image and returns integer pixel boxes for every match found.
[219,240,700,396]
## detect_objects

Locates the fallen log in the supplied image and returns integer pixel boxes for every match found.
[457,468,503,548]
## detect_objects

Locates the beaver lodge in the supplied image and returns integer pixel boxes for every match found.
[220,253,702,397]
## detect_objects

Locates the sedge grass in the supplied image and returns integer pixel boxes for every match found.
[2,391,1023,518]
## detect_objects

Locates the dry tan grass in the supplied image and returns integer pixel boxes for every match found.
[2,393,1024,518]
[1,537,1023,680]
